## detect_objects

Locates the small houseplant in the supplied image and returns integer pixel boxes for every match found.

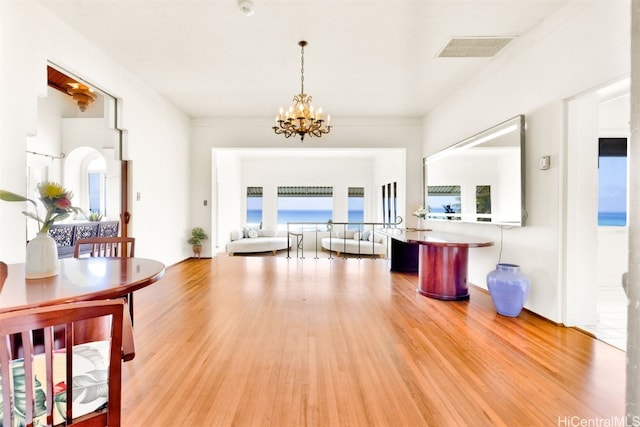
[88,210,103,221]
[188,227,209,258]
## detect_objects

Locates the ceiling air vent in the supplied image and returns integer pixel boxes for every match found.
[438,37,515,58]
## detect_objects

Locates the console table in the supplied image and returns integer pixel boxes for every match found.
[49,220,120,258]
[380,229,493,301]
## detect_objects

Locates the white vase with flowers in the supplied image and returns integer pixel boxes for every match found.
[0,182,83,278]
[412,205,427,230]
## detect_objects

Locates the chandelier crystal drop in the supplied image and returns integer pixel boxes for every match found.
[273,41,331,142]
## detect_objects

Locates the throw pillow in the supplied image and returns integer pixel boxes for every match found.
[248,229,259,238]
[336,230,345,238]
[362,229,371,241]
[353,231,361,241]
[260,229,277,237]
[230,230,242,241]
[368,233,383,243]
[242,226,250,238]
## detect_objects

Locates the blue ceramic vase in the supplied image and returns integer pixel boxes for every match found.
[487,263,531,317]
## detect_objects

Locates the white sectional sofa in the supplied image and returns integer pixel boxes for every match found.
[321,229,387,258]
[226,228,291,255]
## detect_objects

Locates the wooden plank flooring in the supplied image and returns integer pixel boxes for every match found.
[122,256,625,426]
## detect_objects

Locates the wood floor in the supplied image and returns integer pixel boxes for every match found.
[122,256,625,426]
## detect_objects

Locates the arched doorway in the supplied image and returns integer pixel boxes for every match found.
[64,147,121,221]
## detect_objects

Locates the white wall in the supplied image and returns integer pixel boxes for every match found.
[0,2,191,266]
[214,151,243,250]
[192,118,422,256]
[421,0,630,322]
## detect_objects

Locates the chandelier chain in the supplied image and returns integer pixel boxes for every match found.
[300,43,305,94]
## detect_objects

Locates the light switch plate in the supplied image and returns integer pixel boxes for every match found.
[539,155,550,170]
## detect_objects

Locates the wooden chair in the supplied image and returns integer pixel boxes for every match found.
[0,300,124,426]
[74,237,136,324]
[0,261,7,290]
[73,237,135,259]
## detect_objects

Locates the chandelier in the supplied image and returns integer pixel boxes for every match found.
[273,41,331,142]
[66,82,97,112]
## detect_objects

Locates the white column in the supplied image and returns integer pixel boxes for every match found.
[627,0,640,418]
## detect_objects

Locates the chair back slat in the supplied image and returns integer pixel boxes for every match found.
[44,326,54,426]
[22,331,34,426]
[1,335,13,427]
[73,237,135,258]
[0,300,124,426]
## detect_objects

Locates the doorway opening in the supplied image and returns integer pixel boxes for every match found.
[28,63,128,239]
[565,78,629,350]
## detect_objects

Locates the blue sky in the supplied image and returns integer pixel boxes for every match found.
[598,157,627,213]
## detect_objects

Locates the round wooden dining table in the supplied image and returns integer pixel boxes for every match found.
[0,257,165,361]
[0,257,165,314]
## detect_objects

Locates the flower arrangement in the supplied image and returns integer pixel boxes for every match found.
[0,182,83,234]
[413,205,427,220]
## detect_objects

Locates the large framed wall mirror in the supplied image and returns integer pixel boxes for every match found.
[423,115,526,226]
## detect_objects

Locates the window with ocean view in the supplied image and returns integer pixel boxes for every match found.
[246,186,263,227]
[598,138,627,227]
[426,185,461,220]
[277,186,333,229]
[348,187,364,229]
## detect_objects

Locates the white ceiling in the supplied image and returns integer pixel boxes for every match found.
[38,0,569,120]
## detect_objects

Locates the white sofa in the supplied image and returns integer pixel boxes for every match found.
[226,228,291,255]
[321,229,387,257]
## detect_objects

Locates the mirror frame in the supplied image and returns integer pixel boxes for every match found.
[423,115,526,226]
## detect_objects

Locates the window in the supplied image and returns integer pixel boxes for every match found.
[381,182,398,225]
[476,185,491,222]
[598,138,627,226]
[247,186,263,227]
[348,187,364,229]
[277,186,333,229]
[88,172,105,213]
[87,156,106,216]
[426,185,461,220]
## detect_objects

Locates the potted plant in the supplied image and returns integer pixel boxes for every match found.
[88,210,103,221]
[188,227,209,258]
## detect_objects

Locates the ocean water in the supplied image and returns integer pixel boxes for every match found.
[598,211,626,227]
[248,210,364,225]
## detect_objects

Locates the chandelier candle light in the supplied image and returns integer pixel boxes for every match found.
[273,41,331,142]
